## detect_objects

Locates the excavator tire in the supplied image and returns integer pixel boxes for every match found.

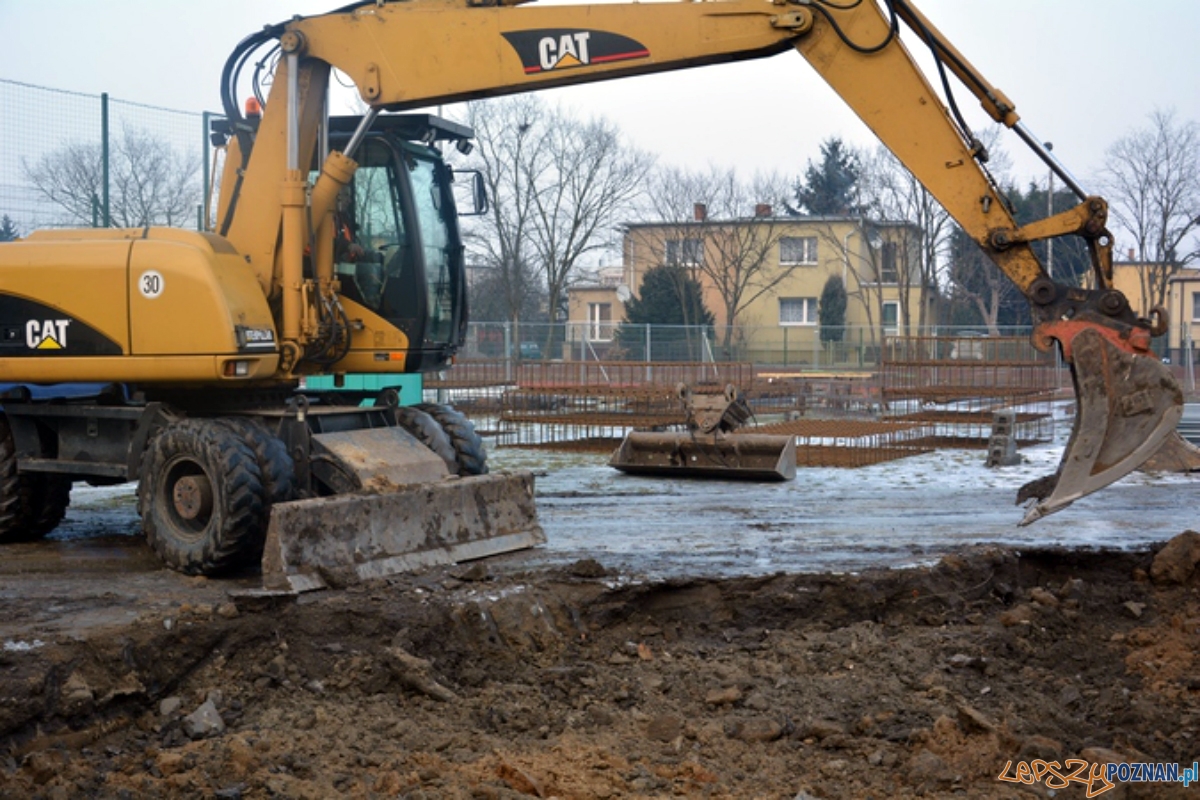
[216,418,296,504]
[138,419,267,575]
[0,416,66,543]
[24,475,71,540]
[416,403,487,476]
[216,417,297,567]
[394,406,458,474]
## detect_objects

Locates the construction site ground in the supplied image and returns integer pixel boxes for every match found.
[1,434,1198,799]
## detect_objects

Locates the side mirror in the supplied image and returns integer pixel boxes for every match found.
[451,168,489,216]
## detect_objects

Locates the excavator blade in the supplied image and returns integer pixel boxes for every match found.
[261,471,544,592]
[1018,328,1183,525]
[257,426,543,592]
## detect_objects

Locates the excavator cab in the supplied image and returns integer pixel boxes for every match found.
[212,112,474,375]
[320,114,472,374]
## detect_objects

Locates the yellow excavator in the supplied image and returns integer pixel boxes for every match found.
[0,0,1183,587]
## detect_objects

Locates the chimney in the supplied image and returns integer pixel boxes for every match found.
[754,203,772,218]
[694,203,707,222]
[1128,248,1135,260]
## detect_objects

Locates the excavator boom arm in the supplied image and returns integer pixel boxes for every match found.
[237,0,1182,522]
[285,0,1045,299]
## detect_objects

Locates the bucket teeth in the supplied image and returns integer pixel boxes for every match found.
[1018,328,1182,525]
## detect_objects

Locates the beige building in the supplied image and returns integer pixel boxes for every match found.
[1109,260,1200,363]
[604,208,933,365]
[564,265,626,359]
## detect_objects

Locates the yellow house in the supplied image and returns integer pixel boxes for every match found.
[615,207,933,365]
[1167,269,1200,364]
[1110,260,1200,363]
[564,266,626,359]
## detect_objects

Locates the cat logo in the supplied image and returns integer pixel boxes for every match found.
[26,319,71,350]
[538,32,591,72]
[502,29,650,75]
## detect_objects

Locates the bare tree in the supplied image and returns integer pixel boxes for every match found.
[640,165,797,354]
[937,132,1025,332]
[22,126,200,228]
[1100,109,1200,310]
[858,145,950,332]
[466,97,652,352]
[526,108,654,349]
[464,96,547,331]
[946,228,1023,334]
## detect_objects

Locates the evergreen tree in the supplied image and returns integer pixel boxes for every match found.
[792,138,861,216]
[617,265,715,360]
[622,265,715,327]
[0,215,19,242]
[818,275,848,343]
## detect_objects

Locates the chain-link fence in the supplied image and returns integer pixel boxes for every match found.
[0,78,212,235]
[461,321,1039,371]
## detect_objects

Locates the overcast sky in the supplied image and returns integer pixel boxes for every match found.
[2,0,1197,191]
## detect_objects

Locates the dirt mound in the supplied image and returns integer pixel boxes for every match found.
[2,536,1199,799]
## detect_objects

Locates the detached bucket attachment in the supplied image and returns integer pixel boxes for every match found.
[1018,328,1183,524]
[609,431,797,481]
[609,383,797,481]
[261,471,544,592]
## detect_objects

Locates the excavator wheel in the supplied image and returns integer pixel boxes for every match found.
[217,418,296,504]
[138,419,268,575]
[416,403,488,476]
[0,415,70,543]
[24,475,71,540]
[393,406,458,474]
[216,418,297,567]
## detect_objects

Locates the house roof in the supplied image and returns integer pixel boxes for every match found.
[621,215,919,232]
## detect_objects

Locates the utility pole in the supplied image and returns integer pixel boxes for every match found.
[1045,141,1054,279]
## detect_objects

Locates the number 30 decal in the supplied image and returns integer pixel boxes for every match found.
[139,270,165,299]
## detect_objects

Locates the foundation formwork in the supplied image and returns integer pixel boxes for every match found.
[426,337,1062,465]
[879,336,1062,448]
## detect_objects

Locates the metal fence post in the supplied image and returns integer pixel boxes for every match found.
[644,324,652,381]
[100,92,110,227]
[503,321,512,383]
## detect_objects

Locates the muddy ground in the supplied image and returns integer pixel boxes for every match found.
[2,530,1200,799]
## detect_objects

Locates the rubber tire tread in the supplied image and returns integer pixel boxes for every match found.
[138,419,267,576]
[215,417,297,567]
[216,418,296,504]
[415,403,488,476]
[394,407,458,474]
[0,416,50,543]
[24,476,71,540]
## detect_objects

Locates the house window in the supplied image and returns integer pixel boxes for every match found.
[1193,291,1200,320]
[779,236,818,265]
[877,241,899,284]
[882,301,899,335]
[588,302,613,341]
[666,238,703,266]
[780,297,817,326]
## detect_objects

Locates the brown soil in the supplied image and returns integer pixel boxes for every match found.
[2,534,1200,800]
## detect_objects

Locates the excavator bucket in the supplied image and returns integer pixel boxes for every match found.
[1140,431,1200,473]
[259,426,544,592]
[1018,328,1183,525]
[609,383,797,481]
[609,431,797,481]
